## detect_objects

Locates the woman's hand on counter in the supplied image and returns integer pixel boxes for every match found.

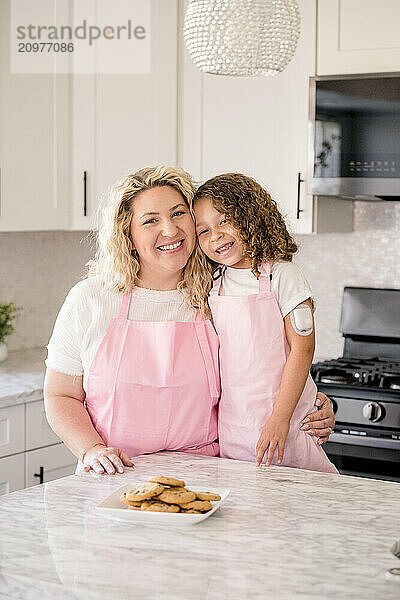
[301,392,335,444]
[83,446,134,474]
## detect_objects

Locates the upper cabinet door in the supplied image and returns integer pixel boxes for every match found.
[317,0,400,75]
[0,0,70,232]
[70,0,178,230]
[179,0,316,234]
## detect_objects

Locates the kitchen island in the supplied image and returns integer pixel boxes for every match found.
[0,452,399,599]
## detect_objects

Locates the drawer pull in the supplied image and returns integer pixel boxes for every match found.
[83,170,87,216]
[34,466,44,485]
[297,172,305,219]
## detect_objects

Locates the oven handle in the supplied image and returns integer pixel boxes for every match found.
[330,432,400,450]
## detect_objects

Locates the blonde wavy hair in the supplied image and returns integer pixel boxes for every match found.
[87,165,212,314]
[190,172,298,307]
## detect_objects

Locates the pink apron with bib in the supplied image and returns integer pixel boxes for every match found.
[82,289,220,467]
[209,262,338,473]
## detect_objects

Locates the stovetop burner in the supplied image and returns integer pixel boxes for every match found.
[319,369,361,385]
[320,373,349,385]
[381,374,400,390]
[311,357,400,391]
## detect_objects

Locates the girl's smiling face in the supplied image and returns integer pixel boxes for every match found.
[194,196,251,269]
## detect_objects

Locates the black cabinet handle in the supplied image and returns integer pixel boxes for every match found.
[297,172,305,219]
[83,171,87,216]
[34,466,44,485]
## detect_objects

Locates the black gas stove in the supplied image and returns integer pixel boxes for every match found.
[313,357,400,390]
[311,287,400,481]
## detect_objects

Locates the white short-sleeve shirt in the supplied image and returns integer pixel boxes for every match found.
[45,277,196,390]
[219,261,313,317]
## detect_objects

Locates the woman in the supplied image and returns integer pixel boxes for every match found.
[44,166,335,475]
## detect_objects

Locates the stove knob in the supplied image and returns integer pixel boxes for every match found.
[362,402,383,423]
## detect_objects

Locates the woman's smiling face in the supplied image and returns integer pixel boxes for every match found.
[130,186,196,287]
[194,196,250,269]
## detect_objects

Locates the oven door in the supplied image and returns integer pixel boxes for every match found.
[322,392,400,481]
[325,433,400,482]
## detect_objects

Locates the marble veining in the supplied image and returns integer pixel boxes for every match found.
[0,452,399,599]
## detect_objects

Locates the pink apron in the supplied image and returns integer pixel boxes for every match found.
[82,288,220,465]
[209,262,338,473]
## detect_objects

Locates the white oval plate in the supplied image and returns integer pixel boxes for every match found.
[95,483,230,527]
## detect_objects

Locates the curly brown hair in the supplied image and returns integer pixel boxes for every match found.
[194,172,298,277]
[189,173,298,312]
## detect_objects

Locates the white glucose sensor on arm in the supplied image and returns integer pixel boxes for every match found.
[290,303,314,336]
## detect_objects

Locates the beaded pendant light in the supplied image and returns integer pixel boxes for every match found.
[183,0,301,76]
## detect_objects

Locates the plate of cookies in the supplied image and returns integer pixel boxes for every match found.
[96,476,230,526]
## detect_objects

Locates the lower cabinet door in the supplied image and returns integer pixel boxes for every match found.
[26,399,61,451]
[0,404,25,458]
[25,443,77,487]
[0,453,25,495]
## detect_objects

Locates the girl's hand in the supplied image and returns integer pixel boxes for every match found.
[83,446,134,475]
[300,392,335,445]
[255,416,290,467]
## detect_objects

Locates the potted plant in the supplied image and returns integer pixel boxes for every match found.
[0,302,20,362]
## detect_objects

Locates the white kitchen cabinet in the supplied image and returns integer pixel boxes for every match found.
[70,0,178,230]
[1,0,178,232]
[0,399,76,493]
[317,0,400,75]
[26,399,60,451]
[0,404,25,459]
[25,399,76,486]
[25,443,76,487]
[0,0,70,232]
[179,0,316,234]
[0,453,25,495]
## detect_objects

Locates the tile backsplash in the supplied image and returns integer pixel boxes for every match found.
[296,201,400,359]
[1,201,399,361]
[0,231,94,353]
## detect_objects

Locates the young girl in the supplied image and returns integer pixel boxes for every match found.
[192,173,338,473]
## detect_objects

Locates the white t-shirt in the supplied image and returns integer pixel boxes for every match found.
[219,261,313,317]
[45,276,195,390]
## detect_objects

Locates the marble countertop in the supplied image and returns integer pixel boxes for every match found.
[0,347,46,408]
[0,451,399,600]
